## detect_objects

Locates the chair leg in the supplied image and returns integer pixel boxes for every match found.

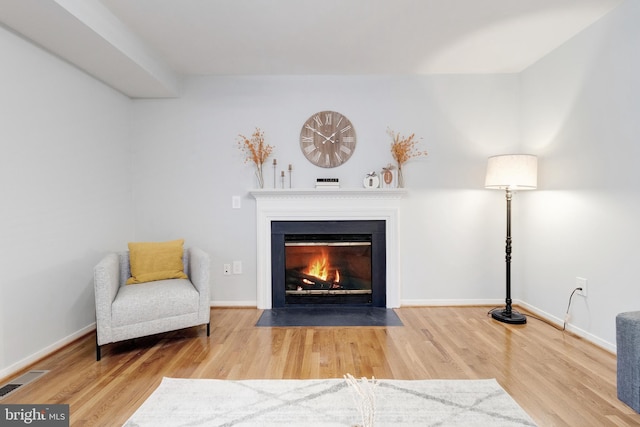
[206,322,210,337]
[96,340,101,361]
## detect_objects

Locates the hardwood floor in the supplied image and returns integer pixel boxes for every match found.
[2,306,638,426]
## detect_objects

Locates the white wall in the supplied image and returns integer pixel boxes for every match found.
[130,75,520,306]
[0,26,132,376]
[520,0,638,350]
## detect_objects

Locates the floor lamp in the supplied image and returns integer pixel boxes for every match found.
[485,154,537,325]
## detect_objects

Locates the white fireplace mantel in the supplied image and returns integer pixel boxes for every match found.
[250,188,406,309]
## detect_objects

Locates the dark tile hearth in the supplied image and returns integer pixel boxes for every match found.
[256,307,403,327]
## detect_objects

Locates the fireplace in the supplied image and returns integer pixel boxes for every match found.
[250,188,404,309]
[271,220,386,307]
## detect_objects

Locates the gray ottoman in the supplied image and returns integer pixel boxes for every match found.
[617,311,640,413]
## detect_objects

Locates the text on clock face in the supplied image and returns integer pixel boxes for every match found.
[312,113,344,127]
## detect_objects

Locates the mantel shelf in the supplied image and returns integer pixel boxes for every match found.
[250,188,407,200]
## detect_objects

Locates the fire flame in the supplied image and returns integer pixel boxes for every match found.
[305,250,339,283]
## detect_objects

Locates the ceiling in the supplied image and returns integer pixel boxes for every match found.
[0,0,624,98]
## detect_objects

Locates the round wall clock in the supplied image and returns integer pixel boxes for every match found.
[299,111,357,168]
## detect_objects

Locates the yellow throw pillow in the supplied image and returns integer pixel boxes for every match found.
[126,239,188,285]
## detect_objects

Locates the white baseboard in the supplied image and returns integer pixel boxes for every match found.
[517,300,616,353]
[221,299,508,310]
[400,299,504,307]
[0,323,96,381]
[210,300,257,308]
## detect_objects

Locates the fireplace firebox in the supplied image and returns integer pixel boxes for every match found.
[271,220,386,307]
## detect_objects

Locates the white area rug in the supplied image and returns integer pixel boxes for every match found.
[124,377,537,427]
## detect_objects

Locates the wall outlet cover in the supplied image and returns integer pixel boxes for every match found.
[232,196,241,209]
[576,277,588,297]
[233,260,242,274]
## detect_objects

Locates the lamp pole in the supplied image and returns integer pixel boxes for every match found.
[485,154,537,324]
[491,188,526,324]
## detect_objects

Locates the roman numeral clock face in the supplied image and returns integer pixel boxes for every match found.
[299,111,357,168]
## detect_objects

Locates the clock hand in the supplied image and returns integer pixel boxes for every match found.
[305,125,332,143]
[323,130,339,144]
[305,125,339,144]
[318,133,337,144]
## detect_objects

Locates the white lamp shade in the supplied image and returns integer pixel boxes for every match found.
[485,154,537,190]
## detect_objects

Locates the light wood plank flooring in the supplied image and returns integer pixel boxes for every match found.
[2,306,638,426]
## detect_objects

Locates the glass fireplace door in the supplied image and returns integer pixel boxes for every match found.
[271,220,386,308]
[284,235,372,305]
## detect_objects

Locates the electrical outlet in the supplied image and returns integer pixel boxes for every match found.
[576,277,588,297]
[223,264,231,275]
[233,260,242,274]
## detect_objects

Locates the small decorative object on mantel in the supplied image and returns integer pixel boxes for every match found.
[381,164,396,189]
[288,164,293,188]
[388,128,428,188]
[272,158,277,188]
[363,171,380,189]
[315,178,340,189]
[236,127,274,189]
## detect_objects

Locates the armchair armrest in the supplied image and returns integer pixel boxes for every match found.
[187,247,211,320]
[94,253,120,345]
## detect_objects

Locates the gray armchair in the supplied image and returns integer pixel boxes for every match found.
[94,247,210,360]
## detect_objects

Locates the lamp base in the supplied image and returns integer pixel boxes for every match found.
[491,308,527,325]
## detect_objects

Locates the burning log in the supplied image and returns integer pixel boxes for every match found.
[286,269,340,290]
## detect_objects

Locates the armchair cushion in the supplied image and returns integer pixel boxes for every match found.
[126,239,188,284]
[112,278,199,327]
